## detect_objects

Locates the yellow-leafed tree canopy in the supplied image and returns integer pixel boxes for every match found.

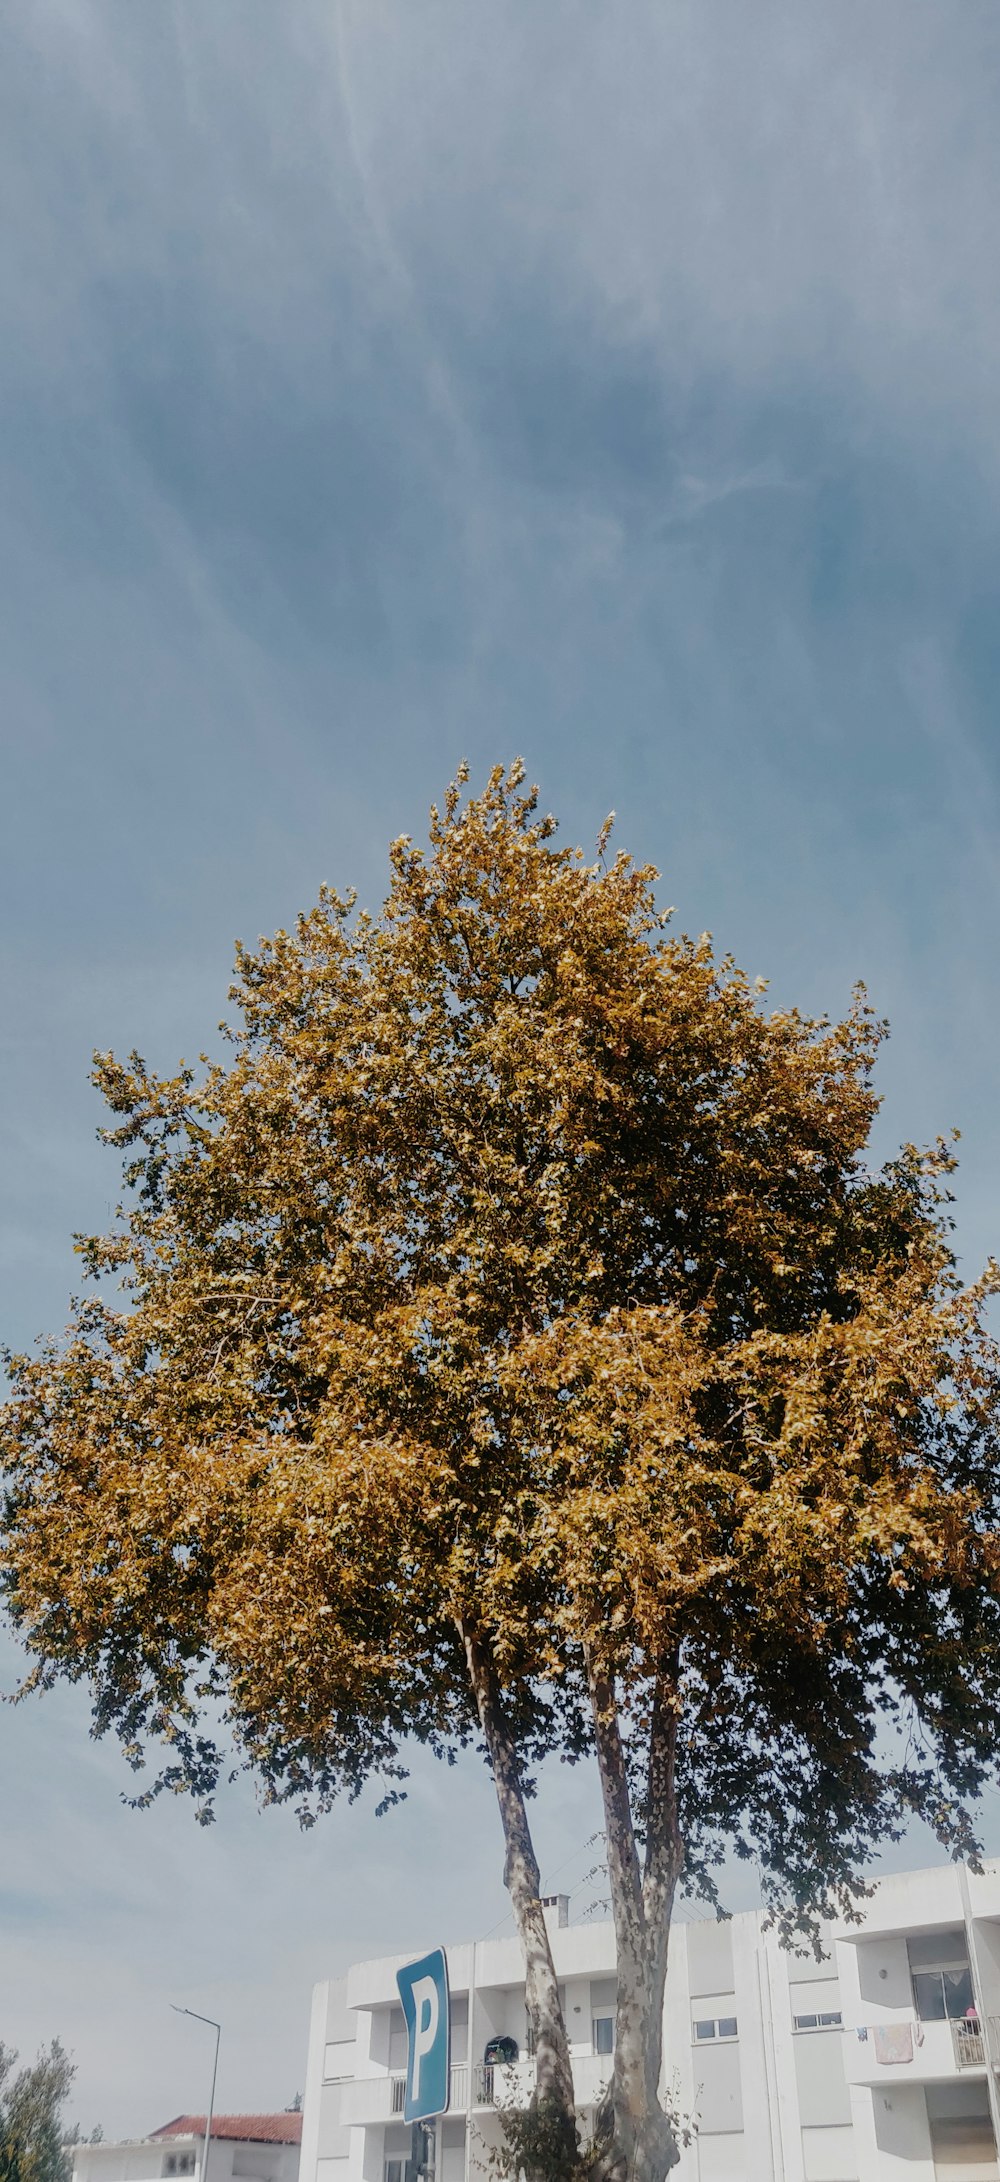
[4,764,1000,2182]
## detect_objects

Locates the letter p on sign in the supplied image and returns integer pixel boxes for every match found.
[396,1948,450,2123]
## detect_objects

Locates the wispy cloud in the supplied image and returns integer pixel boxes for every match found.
[4,0,1000,2134]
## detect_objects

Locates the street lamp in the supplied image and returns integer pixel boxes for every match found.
[171,2008,221,2182]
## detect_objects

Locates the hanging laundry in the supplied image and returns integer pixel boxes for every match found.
[873,2024,913,2064]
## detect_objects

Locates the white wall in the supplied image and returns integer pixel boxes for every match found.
[870,2085,934,2182]
[73,2140,298,2182]
[73,2149,168,2182]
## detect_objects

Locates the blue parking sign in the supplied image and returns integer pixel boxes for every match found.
[396,1947,450,2123]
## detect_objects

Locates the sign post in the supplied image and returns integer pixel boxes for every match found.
[396,1947,450,2125]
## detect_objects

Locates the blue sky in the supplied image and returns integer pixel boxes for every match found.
[4,0,1000,2139]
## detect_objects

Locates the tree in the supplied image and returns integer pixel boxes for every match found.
[4,763,1000,2182]
[0,2044,75,2182]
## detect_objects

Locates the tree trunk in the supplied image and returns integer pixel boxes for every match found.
[585,1654,684,2182]
[459,1619,579,2177]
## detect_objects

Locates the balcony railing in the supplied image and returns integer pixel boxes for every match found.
[951,2019,987,2069]
[473,2063,498,2108]
[472,2061,533,2110]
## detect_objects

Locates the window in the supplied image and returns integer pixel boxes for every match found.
[593,2017,614,2057]
[693,2018,738,2042]
[907,1932,976,2023]
[164,2159,195,2177]
[793,2011,843,2032]
[385,2162,403,2182]
[912,1967,975,2023]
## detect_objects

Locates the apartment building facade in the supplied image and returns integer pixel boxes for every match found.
[300,1860,1000,2182]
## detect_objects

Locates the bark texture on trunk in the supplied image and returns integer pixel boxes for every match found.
[460,1620,578,2138]
[585,1653,684,2182]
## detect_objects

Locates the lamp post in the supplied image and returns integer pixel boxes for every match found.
[171,2008,221,2182]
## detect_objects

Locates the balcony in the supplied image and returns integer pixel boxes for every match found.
[340,2053,614,2127]
[340,2068,469,2125]
[845,2017,994,2088]
[569,2055,614,2110]
[471,2055,611,2114]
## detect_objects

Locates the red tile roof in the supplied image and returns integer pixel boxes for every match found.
[152,2118,302,2146]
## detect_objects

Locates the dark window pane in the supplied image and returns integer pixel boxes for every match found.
[818,2013,842,2027]
[913,1971,947,2021]
[593,2017,614,2056]
[794,2015,818,2031]
[718,2018,738,2040]
[944,1969,975,2020]
[694,2021,716,2041]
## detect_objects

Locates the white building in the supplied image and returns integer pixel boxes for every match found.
[300,1862,1000,2182]
[71,2114,302,2182]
